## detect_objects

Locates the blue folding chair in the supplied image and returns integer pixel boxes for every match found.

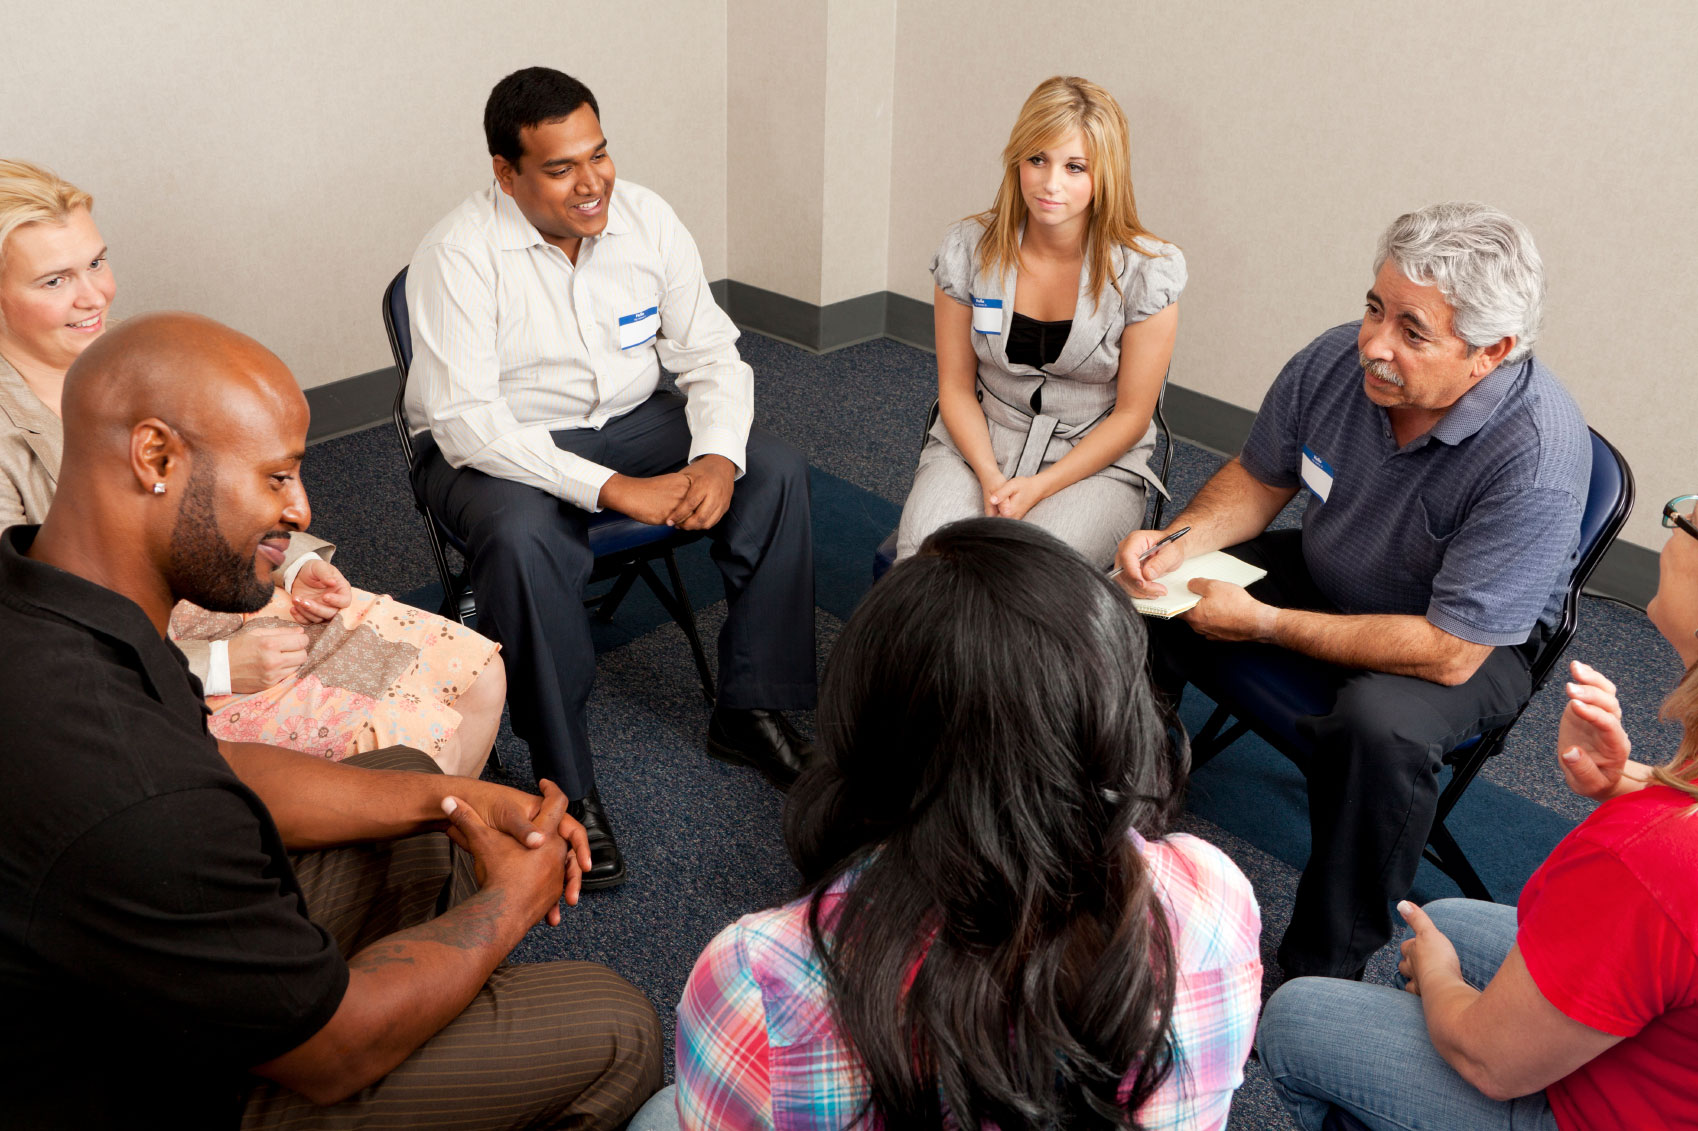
[1180,428,1634,900]
[382,267,716,705]
[871,381,1176,581]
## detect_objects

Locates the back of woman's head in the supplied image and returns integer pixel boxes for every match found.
[0,160,92,272]
[785,518,1187,1128]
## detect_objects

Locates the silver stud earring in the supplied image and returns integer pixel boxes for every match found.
[152,482,166,495]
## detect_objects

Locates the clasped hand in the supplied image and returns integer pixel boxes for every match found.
[441,778,594,923]
[601,455,735,530]
[980,471,1050,521]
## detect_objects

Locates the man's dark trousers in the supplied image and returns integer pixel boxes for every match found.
[412,391,816,798]
[1150,531,1535,979]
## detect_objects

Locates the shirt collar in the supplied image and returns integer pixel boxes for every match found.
[490,180,631,251]
[0,525,195,702]
[1428,356,1528,446]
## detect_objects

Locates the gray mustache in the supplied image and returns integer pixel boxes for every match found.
[1358,352,1404,387]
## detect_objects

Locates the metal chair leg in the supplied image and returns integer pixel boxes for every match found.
[636,553,717,704]
[1190,704,1249,771]
[593,565,642,623]
[1422,820,1491,902]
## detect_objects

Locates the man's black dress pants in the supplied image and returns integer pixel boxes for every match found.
[1150,530,1535,979]
[412,391,816,799]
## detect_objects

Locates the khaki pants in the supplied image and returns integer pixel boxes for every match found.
[242,748,663,1130]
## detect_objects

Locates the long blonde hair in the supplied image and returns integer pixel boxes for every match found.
[975,76,1165,310]
[0,159,94,271]
[1652,662,1698,802]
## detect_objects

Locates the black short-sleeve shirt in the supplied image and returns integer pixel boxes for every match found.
[0,526,349,1128]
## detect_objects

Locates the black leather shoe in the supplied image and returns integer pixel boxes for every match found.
[567,790,627,891]
[705,707,814,789]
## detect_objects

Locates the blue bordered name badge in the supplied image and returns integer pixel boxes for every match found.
[618,305,659,350]
[971,295,1002,335]
[1300,445,1334,502]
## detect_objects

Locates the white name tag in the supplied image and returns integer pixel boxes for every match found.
[971,295,1002,335]
[618,305,659,350]
[1300,445,1334,502]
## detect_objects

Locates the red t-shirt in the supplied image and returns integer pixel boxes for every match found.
[1518,784,1698,1130]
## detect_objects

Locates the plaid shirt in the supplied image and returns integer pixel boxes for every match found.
[675,831,1262,1129]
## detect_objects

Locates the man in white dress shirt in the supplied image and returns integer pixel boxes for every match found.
[405,67,816,889]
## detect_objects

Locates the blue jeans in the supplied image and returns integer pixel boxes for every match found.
[627,1084,681,1131]
[1257,899,1559,1131]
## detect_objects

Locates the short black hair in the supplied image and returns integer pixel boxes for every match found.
[484,67,600,169]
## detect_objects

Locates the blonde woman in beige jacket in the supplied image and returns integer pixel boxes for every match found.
[0,159,505,777]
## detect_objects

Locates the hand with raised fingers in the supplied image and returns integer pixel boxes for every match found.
[289,559,353,624]
[1557,659,1638,801]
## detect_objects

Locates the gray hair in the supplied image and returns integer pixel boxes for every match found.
[1374,202,1544,365]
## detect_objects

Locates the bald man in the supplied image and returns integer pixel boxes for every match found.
[0,314,661,1130]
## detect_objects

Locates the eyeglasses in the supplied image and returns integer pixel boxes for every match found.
[1664,495,1698,542]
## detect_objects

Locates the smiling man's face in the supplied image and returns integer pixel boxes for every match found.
[493,102,615,256]
[164,368,311,614]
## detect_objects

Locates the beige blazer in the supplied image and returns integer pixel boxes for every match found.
[0,353,61,528]
[0,353,336,678]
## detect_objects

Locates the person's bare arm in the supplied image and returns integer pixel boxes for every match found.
[216,741,590,894]
[1114,457,1297,594]
[1398,901,1622,1100]
[991,305,1177,520]
[931,286,1003,508]
[253,789,569,1104]
[1178,580,1494,686]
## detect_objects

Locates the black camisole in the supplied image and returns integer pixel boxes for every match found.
[1006,311,1071,370]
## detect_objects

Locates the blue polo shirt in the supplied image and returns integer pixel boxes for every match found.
[1238,322,1590,647]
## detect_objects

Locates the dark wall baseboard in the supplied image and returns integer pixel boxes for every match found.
[306,281,1657,609]
[306,366,398,443]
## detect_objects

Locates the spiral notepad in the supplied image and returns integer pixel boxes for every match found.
[1132,551,1267,619]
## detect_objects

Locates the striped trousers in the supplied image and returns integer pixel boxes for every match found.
[242,748,663,1129]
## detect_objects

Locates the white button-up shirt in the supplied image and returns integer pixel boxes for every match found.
[404,181,753,511]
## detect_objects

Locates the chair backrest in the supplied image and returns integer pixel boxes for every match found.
[1529,427,1635,690]
[381,267,415,468]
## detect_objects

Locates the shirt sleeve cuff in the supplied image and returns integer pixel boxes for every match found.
[203,639,233,697]
[1426,605,1536,647]
[280,551,322,592]
[688,433,748,479]
[568,464,620,513]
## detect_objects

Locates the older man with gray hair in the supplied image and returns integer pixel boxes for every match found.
[1114,202,1590,980]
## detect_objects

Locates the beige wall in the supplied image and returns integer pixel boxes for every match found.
[727,0,896,307]
[5,1,1690,549]
[727,0,828,300]
[2,0,729,390]
[885,0,1696,549]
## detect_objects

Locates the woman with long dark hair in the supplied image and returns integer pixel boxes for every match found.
[633,519,1260,1129]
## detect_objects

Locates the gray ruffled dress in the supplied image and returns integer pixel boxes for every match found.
[896,217,1187,567]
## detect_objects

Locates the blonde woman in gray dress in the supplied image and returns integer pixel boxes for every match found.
[897,76,1185,567]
